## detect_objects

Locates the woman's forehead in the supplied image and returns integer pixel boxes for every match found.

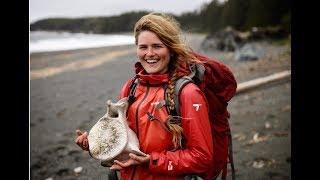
[137,31,163,44]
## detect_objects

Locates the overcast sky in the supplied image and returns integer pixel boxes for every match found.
[29,0,220,23]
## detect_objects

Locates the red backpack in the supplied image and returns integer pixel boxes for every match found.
[127,52,237,180]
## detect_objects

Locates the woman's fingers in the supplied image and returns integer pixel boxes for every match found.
[129,153,149,163]
[75,130,89,150]
[76,129,83,136]
[83,131,88,137]
[128,153,142,162]
[110,154,150,170]
[76,130,88,137]
[78,135,84,145]
[75,135,82,144]
[113,160,127,167]
[110,164,123,170]
[113,159,134,168]
[75,130,82,144]
[83,139,89,149]
[75,130,84,144]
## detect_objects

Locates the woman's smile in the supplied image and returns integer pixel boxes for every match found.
[145,57,160,64]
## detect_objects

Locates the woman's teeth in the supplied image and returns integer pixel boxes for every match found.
[146,59,158,64]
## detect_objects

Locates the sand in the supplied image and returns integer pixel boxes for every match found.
[30,33,291,180]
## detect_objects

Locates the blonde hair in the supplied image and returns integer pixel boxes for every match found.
[134,13,198,149]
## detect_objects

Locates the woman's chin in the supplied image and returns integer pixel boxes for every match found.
[145,69,158,74]
[144,65,159,74]
[143,64,168,74]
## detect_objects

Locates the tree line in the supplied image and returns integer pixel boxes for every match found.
[30,0,290,35]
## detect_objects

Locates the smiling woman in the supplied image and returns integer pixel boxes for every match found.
[75,12,216,180]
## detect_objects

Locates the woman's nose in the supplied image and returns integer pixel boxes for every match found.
[146,47,155,56]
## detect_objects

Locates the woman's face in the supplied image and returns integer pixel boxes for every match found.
[136,31,171,74]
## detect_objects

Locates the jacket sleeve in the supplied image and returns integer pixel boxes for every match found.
[148,83,214,175]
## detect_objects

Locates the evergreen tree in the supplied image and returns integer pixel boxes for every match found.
[30,0,290,36]
[245,0,290,29]
[200,0,225,33]
[221,0,250,30]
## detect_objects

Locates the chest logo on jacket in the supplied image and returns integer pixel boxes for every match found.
[167,160,173,171]
[151,100,166,109]
[192,104,202,111]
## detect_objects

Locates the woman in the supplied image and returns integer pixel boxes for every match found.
[75,13,214,179]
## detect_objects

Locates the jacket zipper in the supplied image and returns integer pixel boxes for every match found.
[134,84,150,139]
[131,84,150,180]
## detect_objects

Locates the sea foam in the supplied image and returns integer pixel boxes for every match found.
[30,31,135,53]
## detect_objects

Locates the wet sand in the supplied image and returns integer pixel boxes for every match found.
[30,33,291,180]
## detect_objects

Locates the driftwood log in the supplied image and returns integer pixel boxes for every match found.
[236,70,291,95]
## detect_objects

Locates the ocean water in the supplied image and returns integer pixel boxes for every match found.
[30,31,135,53]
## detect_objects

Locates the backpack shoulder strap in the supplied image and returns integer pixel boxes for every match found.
[171,62,205,116]
[172,76,193,116]
[188,63,205,82]
[127,76,139,104]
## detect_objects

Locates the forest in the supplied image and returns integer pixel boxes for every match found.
[30,0,290,36]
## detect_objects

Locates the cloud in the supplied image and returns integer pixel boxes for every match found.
[30,0,212,23]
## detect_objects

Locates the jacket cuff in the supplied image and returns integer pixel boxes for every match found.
[149,152,160,170]
[149,151,177,174]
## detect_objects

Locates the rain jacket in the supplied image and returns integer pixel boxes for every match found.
[118,62,214,180]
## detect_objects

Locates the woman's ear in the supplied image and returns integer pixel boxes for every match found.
[170,51,174,56]
[169,53,174,60]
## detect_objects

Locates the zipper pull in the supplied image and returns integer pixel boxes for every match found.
[147,112,155,121]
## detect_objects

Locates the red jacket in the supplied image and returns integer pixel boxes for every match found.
[118,63,214,180]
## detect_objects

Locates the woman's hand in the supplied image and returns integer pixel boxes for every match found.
[110,153,150,170]
[75,129,89,151]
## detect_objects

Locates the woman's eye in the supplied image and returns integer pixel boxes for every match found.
[139,46,147,49]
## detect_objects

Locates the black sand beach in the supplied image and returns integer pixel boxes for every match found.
[30,33,291,180]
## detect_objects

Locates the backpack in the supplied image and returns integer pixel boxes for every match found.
[126,52,237,180]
